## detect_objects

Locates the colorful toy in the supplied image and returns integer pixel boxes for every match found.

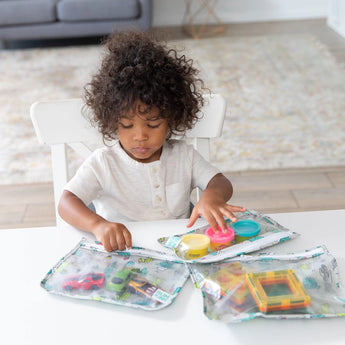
[128,277,163,302]
[179,234,210,259]
[232,220,261,243]
[202,263,252,310]
[62,273,105,291]
[106,269,131,293]
[205,226,234,251]
[245,269,311,312]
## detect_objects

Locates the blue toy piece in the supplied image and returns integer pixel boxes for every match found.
[233,220,261,242]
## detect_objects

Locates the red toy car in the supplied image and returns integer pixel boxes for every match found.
[62,273,105,291]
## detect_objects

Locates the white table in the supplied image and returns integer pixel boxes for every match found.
[2,210,345,345]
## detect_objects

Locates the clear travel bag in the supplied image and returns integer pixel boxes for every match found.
[158,210,298,263]
[41,238,190,311]
[188,245,345,322]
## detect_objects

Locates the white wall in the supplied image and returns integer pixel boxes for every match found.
[328,0,345,38]
[152,0,328,27]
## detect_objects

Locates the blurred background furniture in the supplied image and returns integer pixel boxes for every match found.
[0,0,152,48]
[182,0,225,39]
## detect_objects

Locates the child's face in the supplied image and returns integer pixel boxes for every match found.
[117,101,169,163]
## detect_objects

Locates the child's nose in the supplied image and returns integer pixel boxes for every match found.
[134,127,148,141]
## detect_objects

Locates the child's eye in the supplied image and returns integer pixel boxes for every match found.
[119,123,133,129]
[147,124,161,129]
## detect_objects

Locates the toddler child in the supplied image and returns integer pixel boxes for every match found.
[58,31,246,252]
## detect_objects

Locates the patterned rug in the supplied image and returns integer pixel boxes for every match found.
[1,34,345,185]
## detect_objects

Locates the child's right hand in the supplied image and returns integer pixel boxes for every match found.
[92,220,132,252]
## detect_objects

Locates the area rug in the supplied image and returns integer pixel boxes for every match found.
[1,34,345,185]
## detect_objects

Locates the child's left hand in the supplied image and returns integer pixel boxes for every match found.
[186,174,246,232]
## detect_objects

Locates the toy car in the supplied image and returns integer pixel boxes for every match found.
[106,269,132,293]
[128,276,161,301]
[62,273,105,291]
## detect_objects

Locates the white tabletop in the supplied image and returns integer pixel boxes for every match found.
[1,209,345,345]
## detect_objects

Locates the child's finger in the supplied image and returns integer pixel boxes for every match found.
[223,210,238,223]
[202,212,220,233]
[215,214,228,233]
[103,233,114,252]
[115,232,126,251]
[223,205,247,222]
[186,208,200,228]
[109,233,119,252]
[228,205,247,212]
[123,229,132,249]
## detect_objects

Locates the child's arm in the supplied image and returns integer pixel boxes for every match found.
[186,173,246,232]
[58,190,132,252]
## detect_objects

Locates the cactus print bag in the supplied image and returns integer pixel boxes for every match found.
[158,210,299,263]
[188,246,345,322]
[41,238,189,311]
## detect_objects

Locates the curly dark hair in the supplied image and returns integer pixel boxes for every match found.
[84,30,206,141]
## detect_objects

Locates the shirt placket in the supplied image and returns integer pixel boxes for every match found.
[148,163,167,217]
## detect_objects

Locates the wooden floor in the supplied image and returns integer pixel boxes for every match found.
[1,19,345,229]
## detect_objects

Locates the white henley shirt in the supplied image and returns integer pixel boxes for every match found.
[65,139,220,223]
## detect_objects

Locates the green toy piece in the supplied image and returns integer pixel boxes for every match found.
[106,269,131,293]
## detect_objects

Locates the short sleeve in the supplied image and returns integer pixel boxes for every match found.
[191,148,220,191]
[64,152,104,206]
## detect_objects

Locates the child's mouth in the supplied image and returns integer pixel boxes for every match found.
[133,147,149,155]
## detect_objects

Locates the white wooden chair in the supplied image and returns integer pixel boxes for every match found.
[30,94,226,227]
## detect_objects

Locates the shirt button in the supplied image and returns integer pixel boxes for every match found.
[154,184,160,189]
[155,195,162,203]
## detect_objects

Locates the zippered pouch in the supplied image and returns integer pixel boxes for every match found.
[41,238,190,311]
[158,210,299,263]
[188,246,345,322]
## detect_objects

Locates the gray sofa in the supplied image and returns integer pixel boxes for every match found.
[0,0,152,48]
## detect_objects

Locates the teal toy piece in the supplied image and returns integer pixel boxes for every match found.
[233,220,261,243]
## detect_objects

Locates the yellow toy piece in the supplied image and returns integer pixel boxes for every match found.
[245,269,311,312]
[203,263,251,310]
[179,234,210,259]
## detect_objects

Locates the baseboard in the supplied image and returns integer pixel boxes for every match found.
[328,19,345,39]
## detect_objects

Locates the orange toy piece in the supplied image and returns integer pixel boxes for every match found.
[202,263,251,310]
[245,269,311,312]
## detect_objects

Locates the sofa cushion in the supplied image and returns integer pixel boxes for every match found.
[57,0,140,22]
[0,0,57,26]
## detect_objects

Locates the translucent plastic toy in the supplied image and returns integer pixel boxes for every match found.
[158,210,298,263]
[189,246,345,322]
[245,269,311,312]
